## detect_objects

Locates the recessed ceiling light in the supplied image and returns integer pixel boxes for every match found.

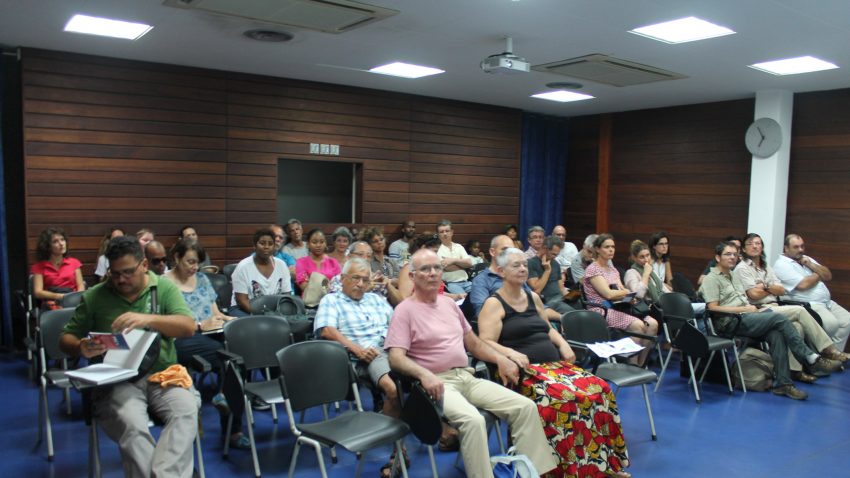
[748,56,839,75]
[369,62,444,78]
[64,14,152,40]
[531,90,594,103]
[629,16,735,44]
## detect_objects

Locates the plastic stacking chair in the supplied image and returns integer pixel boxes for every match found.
[36,308,76,461]
[561,310,659,440]
[203,272,231,313]
[60,290,84,308]
[277,341,411,478]
[218,315,293,478]
[221,263,239,280]
[655,293,744,402]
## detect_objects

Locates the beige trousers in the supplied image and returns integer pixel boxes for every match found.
[437,368,558,478]
[810,301,850,352]
[766,305,833,371]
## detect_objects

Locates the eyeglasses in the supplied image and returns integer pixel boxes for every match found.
[150,257,167,266]
[415,264,444,274]
[109,261,143,279]
[721,252,739,257]
[345,274,371,284]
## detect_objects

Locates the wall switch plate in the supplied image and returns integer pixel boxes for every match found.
[330,144,340,155]
[320,144,330,154]
[309,143,320,154]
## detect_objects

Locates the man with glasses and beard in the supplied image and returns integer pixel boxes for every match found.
[60,236,197,477]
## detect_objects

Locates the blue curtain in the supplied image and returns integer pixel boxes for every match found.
[519,113,569,243]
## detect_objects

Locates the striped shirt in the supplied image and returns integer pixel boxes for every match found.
[313,291,393,349]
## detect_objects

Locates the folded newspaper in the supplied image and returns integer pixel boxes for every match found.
[587,337,644,358]
[66,329,157,385]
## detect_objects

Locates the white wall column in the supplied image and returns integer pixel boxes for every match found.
[747,90,793,264]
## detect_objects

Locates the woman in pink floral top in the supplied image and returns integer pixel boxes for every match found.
[582,233,658,366]
[295,229,341,292]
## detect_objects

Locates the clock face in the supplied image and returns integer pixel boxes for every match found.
[745,117,782,158]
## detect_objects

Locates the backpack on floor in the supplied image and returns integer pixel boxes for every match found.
[731,347,774,391]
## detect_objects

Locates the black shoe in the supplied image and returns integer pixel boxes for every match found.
[251,397,271,410]
[772,384,808,400]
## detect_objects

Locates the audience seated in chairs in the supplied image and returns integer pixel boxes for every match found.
[295,228,341,306]
[436,219,474,295]
[774,233,850,352]
[59,235,199,477]
[388,220,416,263]
[625,240,706,316]
[527,235,575,315]
[314,257,405,477]
[733,233,849,383]
[282,218,307,259]
[523,225,546,259]
[269,223,297,289]
[179,226,217,273]
[570,234,598,284]
[397,233,465,302]
[583,234,658,366]
[465,239,486,266]
[362,226,400,280]
[94,227,125,283]
[698,235,741,286]
[328,226,354,267]
[145,241,170,276]
[136,227,155,249]
[552,225,580,274]
[164,239,249,450]
[31,227,86,310]
[478,247,631,478]
[505,223,523,250]
[230,228,292,317]
[648,231,674,291]
[386,248,559,478]
[698,240,843,400]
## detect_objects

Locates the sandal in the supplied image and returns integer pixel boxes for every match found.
[389,446,411,468]
[228,433,251,450]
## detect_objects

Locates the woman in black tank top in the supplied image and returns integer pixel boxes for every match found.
[478,248,631,478]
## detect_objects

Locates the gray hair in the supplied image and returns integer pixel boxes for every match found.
[543,235,564,250]
[347,240,371,255]
[436,219,452,230]
[490,234,511,249]
[342,257,371,275]
[495,247,525,268]
[527,225,545,236]
[583,234,599,248]
[332,226,354,243]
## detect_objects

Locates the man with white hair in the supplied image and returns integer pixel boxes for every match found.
[386,248,558,477]
[571,234,598,284]
[551,225,579,271]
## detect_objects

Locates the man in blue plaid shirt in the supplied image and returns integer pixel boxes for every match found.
[314,257,400,418]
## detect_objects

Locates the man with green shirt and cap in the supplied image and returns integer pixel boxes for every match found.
[60,235,197,478]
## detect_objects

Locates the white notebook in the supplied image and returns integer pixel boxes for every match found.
[67,329,158,386]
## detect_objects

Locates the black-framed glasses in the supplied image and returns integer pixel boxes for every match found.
[108,261,143,279]
[150,257,168,266]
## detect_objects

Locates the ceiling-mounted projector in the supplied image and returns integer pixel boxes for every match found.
[481,37,530,74]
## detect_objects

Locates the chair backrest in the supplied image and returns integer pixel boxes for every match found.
[222,263,238,280]
[658,292,695,336]
[39,308,75,361]
[250,294,306,317]
[560,309,610,343]
[61,291,84,309]
[203,272,231,310]
[401,383,442,445]
[671,272,699,301]
[277,341,355,412]
[223,315,292,370]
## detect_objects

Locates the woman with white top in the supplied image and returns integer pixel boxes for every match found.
[230,228,292,317]
[649,231,673,291]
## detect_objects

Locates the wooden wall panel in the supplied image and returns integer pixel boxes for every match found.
[564,116,600,247]
[566,100,754,284]
[787,89,850,307]
[20,49,522,274]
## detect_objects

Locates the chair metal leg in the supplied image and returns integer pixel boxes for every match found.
[244,395,261,478]
[89,419,101,478]
[41,382,55,460]
[64,388,72,415]
[687,356,701,403]
[719,349,734,394]
[264,368,278,423]
[427,445,439,478]
[312,441,329,478]
[732,346,747,393]
[699,351,717,383]
[246,395,255,425]
[195,432,205,478]
[395,440,410,478]
[687,358,702,385]
[641,384,657,440]
[287,441,302,478]
[223,414,233,457]
[493,418,506,454]
[654,345,673,392]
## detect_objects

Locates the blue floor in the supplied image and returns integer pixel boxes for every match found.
[5,351,850,477]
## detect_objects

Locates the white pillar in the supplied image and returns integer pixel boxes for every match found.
[747,90,793,264]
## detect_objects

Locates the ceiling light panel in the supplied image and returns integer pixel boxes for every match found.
[531,90,594,103]
[64,14,153,40]
[369,62,444,78]
[749,56,839,75]
[629,16,734,44]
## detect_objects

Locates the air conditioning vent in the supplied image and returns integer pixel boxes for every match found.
[532,54,687,87]
[163,0,399,34]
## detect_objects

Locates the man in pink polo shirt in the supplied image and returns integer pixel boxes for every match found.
[386,249,558,478]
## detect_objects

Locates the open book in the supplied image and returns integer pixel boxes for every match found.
[66,329,158,386]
